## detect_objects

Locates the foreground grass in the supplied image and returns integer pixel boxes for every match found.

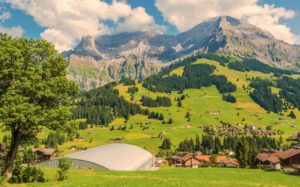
[6,167,300,187]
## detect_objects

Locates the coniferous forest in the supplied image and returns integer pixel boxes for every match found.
[72,83,144,125]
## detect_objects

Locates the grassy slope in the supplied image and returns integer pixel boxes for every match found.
[43,58,300,155]
[7,167,300,187]
[2,58,300,187]
[1,58,300,155]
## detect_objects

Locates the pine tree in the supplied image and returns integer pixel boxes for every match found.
[289,111,296,119]
[214,136,222,154]
[167,118,174,124]
[195,135,201,151]
[160,138,171,150]
[159,114,164,120]
[235,137,250,168]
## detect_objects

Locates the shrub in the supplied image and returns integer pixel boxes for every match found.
[22,166,45,183]
[57,158,72,181]
[223,94,237,103]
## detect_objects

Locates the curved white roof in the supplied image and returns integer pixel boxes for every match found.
[65,143,154,171]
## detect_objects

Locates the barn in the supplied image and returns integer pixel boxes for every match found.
[37,143,155,171]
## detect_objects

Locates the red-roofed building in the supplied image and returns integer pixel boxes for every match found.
[216,156,239,168]
[180,154,238,168]
[194,155,211,164]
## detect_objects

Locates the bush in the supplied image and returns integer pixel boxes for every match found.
[57,158,72,181]
[22,166,45,183]
[222,94,237,103]
[11,160,45,184]
[257,165,272,171]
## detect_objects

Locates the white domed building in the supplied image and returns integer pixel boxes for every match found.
[38,143,155,171]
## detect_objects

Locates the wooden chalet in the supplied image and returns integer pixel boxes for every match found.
[33,148,55,162]
[257,148,300,170]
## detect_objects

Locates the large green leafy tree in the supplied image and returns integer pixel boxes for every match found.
[0,34,78,179]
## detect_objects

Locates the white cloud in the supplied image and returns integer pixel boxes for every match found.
[155,0,300,45]
[0,8,24,37]
[117,7,166,34]
[6,0,164,52]
[0,25,24,37]
[0,11,11,23]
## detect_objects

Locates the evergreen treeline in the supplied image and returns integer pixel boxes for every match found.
[160,53,297,77]
[277,76,300,110]
[72,84,143,125]
[228,58,297,75]
[120,77,135,86]
[141,96,172,107]
[159,53,233,75]
[249,78,282,113]
[143,64,237,94]
[44,131,66,148]
[176,134,278,155]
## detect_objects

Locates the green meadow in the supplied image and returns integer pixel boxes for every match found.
[1,58,300,154]
[1,58,299,156]
[6,167,300,187]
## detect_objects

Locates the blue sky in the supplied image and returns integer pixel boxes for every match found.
[1,0,299,51]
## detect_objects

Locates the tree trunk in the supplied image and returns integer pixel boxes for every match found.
[1,129,22,180]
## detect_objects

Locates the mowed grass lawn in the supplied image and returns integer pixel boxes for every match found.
[7,167,300,187]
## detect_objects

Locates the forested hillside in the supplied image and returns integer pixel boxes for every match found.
[63,54,300,154]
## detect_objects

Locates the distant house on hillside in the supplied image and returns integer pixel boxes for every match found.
[257,148,300,170]
[245,125,258,131]
[292,132,300,140]
[33,148,55,162]
[207,111,221,115]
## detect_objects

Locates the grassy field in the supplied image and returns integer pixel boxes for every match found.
[55,58,299,154]
[6,167,300,187]
[1,58,300,155]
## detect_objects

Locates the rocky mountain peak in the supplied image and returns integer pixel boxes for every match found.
[76,35,96,50]
[74,35,103,61]
[66,16,300,90]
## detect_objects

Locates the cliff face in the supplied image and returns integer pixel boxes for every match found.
[67,54,162,90]
[65,16,300,90]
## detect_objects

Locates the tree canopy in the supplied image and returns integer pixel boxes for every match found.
[0,34,78,179]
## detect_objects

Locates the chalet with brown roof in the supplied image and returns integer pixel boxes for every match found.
[274,148,300,167]
[168,156,182,166]
[257,153,281,170]
[33,148,55,162]
[181,154,200,167]
[257,148,300,170]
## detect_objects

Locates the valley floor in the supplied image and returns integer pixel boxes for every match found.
[6,167,300,187]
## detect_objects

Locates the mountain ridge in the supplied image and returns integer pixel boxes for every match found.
[65,16,300,90]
